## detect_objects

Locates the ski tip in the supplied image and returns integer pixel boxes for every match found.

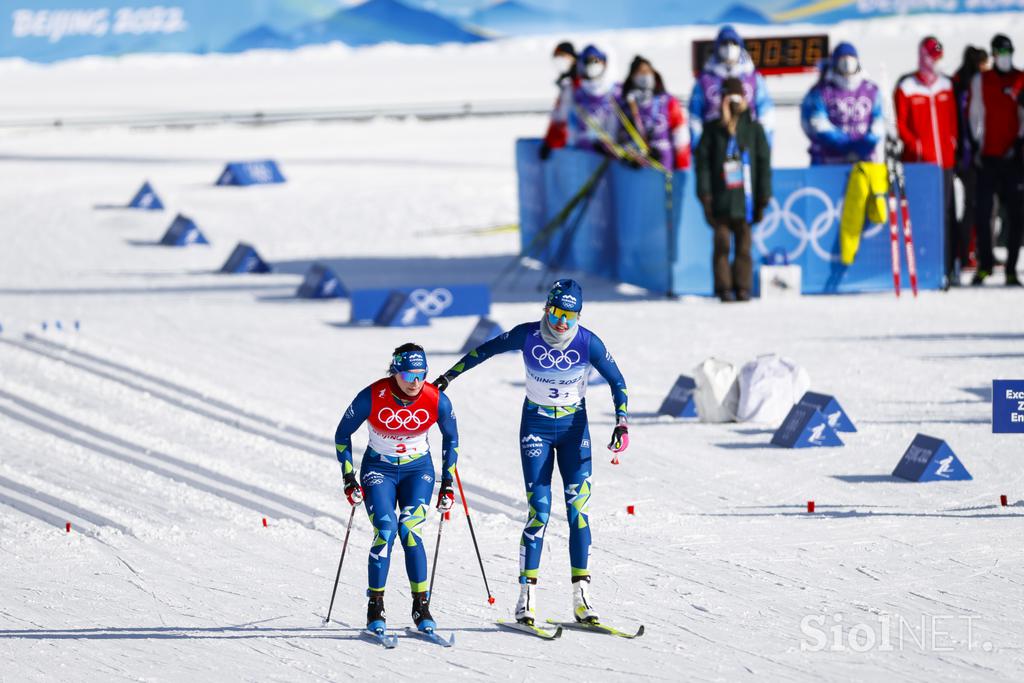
[635,624,645,638]
[552,626,563,639]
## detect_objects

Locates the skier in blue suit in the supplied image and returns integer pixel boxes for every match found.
[433,279,628,626]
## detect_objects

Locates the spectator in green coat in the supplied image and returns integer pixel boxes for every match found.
[696,77,772,302]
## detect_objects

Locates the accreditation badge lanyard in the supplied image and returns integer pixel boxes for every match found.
[724,136,754,223]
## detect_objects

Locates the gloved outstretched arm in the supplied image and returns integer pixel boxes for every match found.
[433,323,531,390]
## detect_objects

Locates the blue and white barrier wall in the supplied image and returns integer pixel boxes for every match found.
[516,138,944,296]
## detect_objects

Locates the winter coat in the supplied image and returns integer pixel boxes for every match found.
[695,111,772,222]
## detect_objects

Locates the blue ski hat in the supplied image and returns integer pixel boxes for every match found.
[546,278,583,313]
[390,344,428,375]
[715,25,744,50]
[579,44,607,66]
[832,41,858,64]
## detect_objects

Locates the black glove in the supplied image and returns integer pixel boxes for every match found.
[753,198,769,225]
[343,472,363,506]
[539,143,552,161]
[436,479,455,511]
[700,196,714,226]
[432,374,450,392]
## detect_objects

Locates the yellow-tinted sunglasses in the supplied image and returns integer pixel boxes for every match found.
[547,306,579,325]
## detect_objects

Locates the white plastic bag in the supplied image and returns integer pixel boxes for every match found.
[736,354,810,424]
[693,357,739,423]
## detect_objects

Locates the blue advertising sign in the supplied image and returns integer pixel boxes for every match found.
[220,242,271,274]
[128,181,163,210]
[770,403,843,449]
[350,284,490,323]
[657,375,698,418]
[159,213,207,246]
[892,434,972,482]
[992,380,1024,434]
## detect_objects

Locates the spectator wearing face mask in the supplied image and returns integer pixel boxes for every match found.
[953,46,990,271]
[968,34,1024,285]
[618,55,690,170]
[802,43,888,266]
[563,44,621,156]
[689,25,775,152]
[895,37,960,286]
[801,42,886,165]
[695,78,772,303]
[540,41,578,161]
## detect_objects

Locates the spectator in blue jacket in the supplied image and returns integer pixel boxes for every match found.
[690,25,775,151]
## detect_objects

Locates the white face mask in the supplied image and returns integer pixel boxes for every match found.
[719,43,741,64]
[996,54,1014,72]
[633,73,655,90]
[552,55,573,75]
[584,61,605,79]
[836,55,859,76]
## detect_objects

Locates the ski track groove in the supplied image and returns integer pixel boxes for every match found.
[0,472,130,534]
[0,337,325,459]
[24,332,325,445]
[0,388,341,526]
[0,400,327,532]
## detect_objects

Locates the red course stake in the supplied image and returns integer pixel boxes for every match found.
[66,522,71,533]
[807,501,815,513]
[1001,495,1008,507]
[626,504,635,515]
[262,517,268,527]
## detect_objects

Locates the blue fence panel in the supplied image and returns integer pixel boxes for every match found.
[517,138,944,296]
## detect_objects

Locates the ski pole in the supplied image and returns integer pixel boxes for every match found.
[428,510,445,602]
[454,467,495,604]
[323,505,357,625]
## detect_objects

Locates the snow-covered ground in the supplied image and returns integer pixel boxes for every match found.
[3,15,1024,682]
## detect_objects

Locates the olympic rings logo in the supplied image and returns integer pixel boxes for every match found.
[409,288,453,316]
[531,345,580,370]
[377,408,430,430]
[752,187,884,263]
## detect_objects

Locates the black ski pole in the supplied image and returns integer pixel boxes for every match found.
[537,174,600,290]
[454,467,495,604]
[428,510,445,602]
[495,159,610,287]
[323,505,357,625]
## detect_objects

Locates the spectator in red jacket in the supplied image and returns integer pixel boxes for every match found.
[968,34,1024,286]
[895,37,960,286]
[539,41,577,160]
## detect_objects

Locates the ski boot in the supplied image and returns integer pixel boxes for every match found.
[572,575,599,624]
[366,591,386,633]
[412,591,436,633]
[515,579,537,625]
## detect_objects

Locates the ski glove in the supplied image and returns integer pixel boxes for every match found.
[432,374,451,392]
[343,473,363,506]
[608,418,629,454]
[436,479,455,512]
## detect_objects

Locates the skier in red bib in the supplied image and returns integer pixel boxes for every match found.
[334,343,459,637]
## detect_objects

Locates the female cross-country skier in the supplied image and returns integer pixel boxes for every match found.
[334,343,458,636]
[433,279,628,626]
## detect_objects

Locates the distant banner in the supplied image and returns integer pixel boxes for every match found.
[1,0,1020,62]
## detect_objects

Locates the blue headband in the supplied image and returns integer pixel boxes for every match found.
[391,349,427,375]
